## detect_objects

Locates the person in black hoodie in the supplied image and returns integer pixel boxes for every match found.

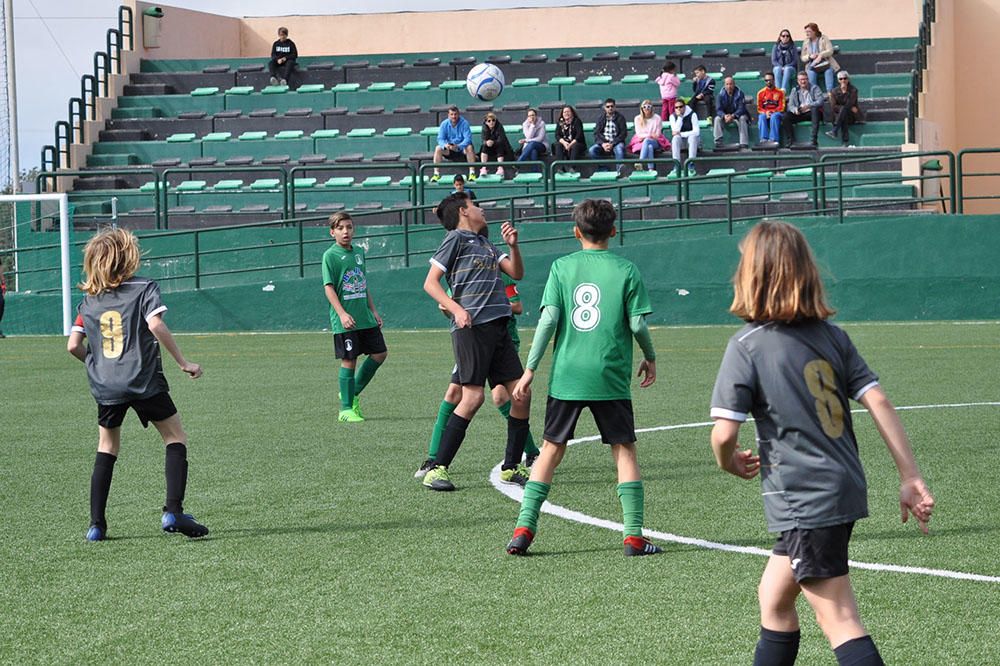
[551,105,586,171]
[268,27,297,86]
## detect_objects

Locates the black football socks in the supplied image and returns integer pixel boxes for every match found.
[834,636,884,666]
[434,414,470,468]
[502,416,530,470]
[164,442,188,514]
[753,627,800,666]
[90,451,117,528]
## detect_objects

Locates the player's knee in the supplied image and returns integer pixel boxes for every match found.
[372,351,387,364]
[444,383,462,404]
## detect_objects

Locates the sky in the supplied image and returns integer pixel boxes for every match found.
[6,0,714,175]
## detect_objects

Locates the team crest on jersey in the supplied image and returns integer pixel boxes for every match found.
[341,267,367,300]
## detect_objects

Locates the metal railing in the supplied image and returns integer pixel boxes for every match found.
[956,148,1000,213]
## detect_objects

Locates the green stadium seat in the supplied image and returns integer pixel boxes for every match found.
[138,181,161,192]
[403,81,432,91]
[292,177,318,189]
[584,75,613,85]
[583,122,596,132]
[212,179,244,191]
[261,85,289,94]
[332,83,361,92]
[708,72,723,81]
[621,74,650,84]
[383,127,413,137]
[311,129,340,139]
[225,86,254,95]
[367,82,396,92]
[783,167,814,177]
[166,133,196,143]
[346,128,377,138]
[707,168,737,176]
[590,171,620,182]
[555,171,582,182]
[512,78,540,87]
[175,180,207,191]
[733,71,761,81]
[629,170,657,181]
[203,132,232,142]
[439,80,466,90]
[239,131,268,141]
[397,175,429,186]
[250,178,281,190]
[547,76,576,86]
[324,176,355,187]
[191,87,219,96]
[361,176,393,187]
[275,130,304,139]
[420,126,439,137]
[512,173,544,184]
[475,174,503,184]
[742,168,773,178]
[296,84,325,94]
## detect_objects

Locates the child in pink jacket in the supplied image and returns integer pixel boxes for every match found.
[655,62,681,120]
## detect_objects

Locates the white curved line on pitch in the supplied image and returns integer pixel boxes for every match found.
[490,401,1000,583]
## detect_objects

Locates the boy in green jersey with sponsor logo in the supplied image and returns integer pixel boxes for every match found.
[505,199,661,556]
[322,212,387,423]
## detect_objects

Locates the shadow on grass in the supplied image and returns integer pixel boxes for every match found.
[207,515,501,540]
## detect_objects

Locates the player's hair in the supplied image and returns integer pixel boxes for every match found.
[572,199,615,242]
[328,211,353,229]
[437,192,470,231]
[79,227,142,295]
[730,220,835,323]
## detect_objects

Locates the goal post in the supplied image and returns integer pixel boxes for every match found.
[0,193,71,334]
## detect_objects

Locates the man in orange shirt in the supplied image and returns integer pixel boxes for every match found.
[756,73,785,143]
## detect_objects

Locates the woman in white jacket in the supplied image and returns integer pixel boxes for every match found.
[516,108,548,163]
[668,99,700,177]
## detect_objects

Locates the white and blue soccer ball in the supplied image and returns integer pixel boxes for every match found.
[466,63,505,101]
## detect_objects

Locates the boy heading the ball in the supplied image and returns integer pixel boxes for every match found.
[322,212,388,423]
[506,199,661,557]
[421,192,531,491]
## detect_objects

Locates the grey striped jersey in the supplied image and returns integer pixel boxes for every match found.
[430,229,511,330]
[73,277,169,404]
[710,320,880,532]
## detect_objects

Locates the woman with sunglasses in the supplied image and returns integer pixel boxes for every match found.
[478,113,515,178]
[772,29,799,93]
[628,100,669,172]
[826,71,862,147]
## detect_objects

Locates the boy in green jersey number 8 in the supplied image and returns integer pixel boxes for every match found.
[506,199,662,557]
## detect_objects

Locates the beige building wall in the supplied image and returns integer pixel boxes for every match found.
[132,1,242,60]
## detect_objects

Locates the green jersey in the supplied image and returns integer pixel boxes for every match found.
[322,243,378,334]
[541,249,652,400]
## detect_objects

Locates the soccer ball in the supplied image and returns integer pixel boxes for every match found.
[466,63,505,101]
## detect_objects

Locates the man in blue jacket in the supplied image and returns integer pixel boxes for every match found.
[713,77,750,148]
[433,106,477,182]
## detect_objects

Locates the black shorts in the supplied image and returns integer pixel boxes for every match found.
[97,392,178,429]
[543,396,636,445]
[773,522,855,583]
[333,326,387,360]
[451,318,522,387]
[440,146,470,161]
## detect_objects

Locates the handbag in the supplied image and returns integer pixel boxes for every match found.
[811,59,830,73]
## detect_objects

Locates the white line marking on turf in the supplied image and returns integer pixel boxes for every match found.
[491,402,1000,584]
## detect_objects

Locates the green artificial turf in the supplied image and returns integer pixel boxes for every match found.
[1,322,998,663]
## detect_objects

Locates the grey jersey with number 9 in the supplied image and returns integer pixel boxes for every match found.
[73,278,169,404]
[710,320,880,532]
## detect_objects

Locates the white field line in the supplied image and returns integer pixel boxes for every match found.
[490,402,1000,584]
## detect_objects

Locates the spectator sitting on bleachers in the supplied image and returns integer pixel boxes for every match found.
[690,65,716,120]
[668,98,700,177]
[772,28,799,92]
[655,61,681,121]
[478,112,514,178]
[714,77,750,148]
[802,22,839,93]
[516,108,548,163]
[628,100,669,172]
[268,27,297,86]
[452,173,476,200]
[781,71,825,147]
[756,73,785,143]
[826,70,862,147]
[588,98,628,175]
[433,106,477,182]
[551,105,585,172]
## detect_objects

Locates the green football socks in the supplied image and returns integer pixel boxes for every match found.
[497,400,539,456]
[338,367,354,410]
[353,356,383,396]
[515,481,551,533]
[427,400,458,459]
[617,480,645,538]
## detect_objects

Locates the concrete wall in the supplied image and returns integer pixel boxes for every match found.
[132,0,242,60]
[239,0,920,57]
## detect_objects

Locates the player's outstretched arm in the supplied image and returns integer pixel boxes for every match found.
[710,418,761,479]
[499,221,524,280]
[859,386,934,533]
[147,314,202,379]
